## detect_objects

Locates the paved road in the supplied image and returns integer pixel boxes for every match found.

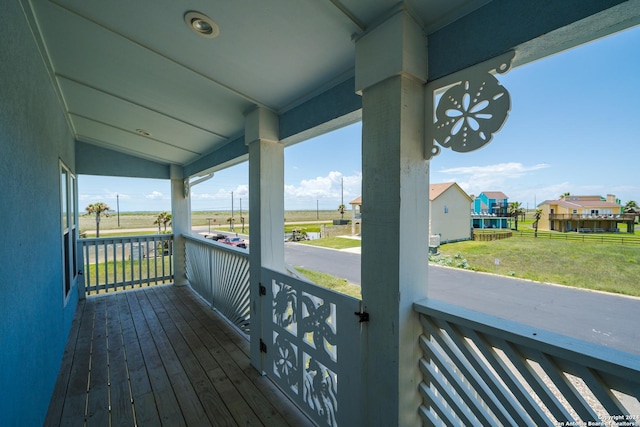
[285,242,640,355]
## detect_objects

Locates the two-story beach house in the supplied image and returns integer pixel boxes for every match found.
[2,1,639,426]
[538,194,635,233]
[472,191,510,229]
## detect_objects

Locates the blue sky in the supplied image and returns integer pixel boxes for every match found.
[79,25,640,212]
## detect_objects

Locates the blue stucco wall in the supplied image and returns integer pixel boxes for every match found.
[76,140,170,178]
[0,1,78,425]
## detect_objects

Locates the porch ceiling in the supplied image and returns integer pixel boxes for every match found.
[22,0,640,173]
[19,0,487,168]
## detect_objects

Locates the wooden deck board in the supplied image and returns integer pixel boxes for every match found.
[145,289,243,426]
[46,284,312,427]
[165,287,313,427]
[153,286,268,426]
[117,292,162,426]
[126,290,185,427]
[105,295,135,426]
[85,298,109,427]
[58,298,95,426]
[44,299,85,427]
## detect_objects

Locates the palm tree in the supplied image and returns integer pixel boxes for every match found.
[161,212,172,232]
[337,204,346,220]
[508,201,525,231]
[533,208,543,237]
[154,211,171,233]
[85,202,110,238]
[624,200,638,213]
[560,192,570,200]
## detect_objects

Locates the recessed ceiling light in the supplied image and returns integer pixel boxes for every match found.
[184,11,219,38]
[136,129,152,137]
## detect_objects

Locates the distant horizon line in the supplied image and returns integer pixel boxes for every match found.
[101,209,344,214]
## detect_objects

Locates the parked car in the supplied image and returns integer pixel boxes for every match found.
[221,237,247,249]
[206,233,227,241]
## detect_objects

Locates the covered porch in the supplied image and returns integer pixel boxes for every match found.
[3,0,640,426]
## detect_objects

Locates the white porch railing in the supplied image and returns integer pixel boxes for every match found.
[415,299,640,427]
[261,267,364,427]
[81,234,174,296]
[184,234,250,333]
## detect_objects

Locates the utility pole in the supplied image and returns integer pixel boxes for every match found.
[317,199,319,220]
[117,194,120,227]
[240,198,244,233]
[231,191,234,231]
[340,177,345,220]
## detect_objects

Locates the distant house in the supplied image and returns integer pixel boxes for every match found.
[538,194,635,233]
[349,196,362,235]
[429,182,473,243]
[349,182,472,243]
[472,191,509,229]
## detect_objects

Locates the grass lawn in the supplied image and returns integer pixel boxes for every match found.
[294,267,361,299]
[83,230,167,238]
[84,257,173,294]
[81,211,337,235]
[299,236,361,250]
[284,223,325,233]
[438,236,640,297]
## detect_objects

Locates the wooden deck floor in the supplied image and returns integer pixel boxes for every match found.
[45,284,313,427]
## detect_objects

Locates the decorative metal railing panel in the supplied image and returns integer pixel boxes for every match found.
[262,268,363,427]
[184,235,250,333]
[415,299,640,427]
[81,234,174,296]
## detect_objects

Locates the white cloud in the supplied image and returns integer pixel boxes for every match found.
[191,184,248,201]
[145,191,165,200]
[284,171,362,203]
[438,162,550,198]
[440,162,550,179]
[105,190,130,200]
[78,190,130,202]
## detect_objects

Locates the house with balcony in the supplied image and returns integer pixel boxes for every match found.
[538,194,635,233]
[472,191,510,229]
[2,1,640,426]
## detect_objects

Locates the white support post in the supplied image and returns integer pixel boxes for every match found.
[246,107,284,372]
[355,8,428,427]
[171,164,191,287]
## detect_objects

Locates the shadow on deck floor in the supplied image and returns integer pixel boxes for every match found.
[45,284,313,426]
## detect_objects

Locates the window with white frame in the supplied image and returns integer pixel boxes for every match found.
[60,161,77,299]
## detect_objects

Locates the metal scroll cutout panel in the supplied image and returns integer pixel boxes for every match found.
[427,51,514,159]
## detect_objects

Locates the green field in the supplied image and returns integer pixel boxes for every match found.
[294,267,361,299]
[437,236,640,296]
[80,210,339,234]
[84,257,173,295]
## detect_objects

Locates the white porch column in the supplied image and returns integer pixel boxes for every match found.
[170,164,191,287]
[355,8,428,427]
[246,107,284,371]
